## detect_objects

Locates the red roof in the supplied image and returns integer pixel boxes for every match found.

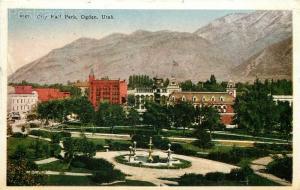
[14,86,33,94]
[34,88,70,102]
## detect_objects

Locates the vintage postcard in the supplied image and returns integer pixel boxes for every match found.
[0,0,299,189]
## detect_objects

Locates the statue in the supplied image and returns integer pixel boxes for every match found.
[148,137,153,162]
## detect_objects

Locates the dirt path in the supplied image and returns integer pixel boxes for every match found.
[95,150,238,186]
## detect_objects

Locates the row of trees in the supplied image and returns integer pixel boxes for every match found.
[128,75,154,89]
[180,75,227,92]
[234,79,292,137]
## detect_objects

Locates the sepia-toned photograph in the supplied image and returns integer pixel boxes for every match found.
[2,2,296,188]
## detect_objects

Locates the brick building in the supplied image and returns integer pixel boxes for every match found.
[88,69,127,109]
[168,81,236,126]
[34,88,70,102]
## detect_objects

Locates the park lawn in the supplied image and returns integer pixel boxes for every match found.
[44,175,97,186]
[38,160,91,173]
[7,137,50,159]
[107,179,156,186]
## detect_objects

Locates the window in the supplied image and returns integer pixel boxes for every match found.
[220,96,224,101]
[211,96,215,102]
[202,96,206,102]
[192,96,197,102]
[172,96,175,101]
[182,96,186,101]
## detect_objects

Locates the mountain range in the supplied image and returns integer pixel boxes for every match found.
[9,10,292,84]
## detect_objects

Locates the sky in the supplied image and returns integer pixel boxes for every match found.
[8,9,252,75]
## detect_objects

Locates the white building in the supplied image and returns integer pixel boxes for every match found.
[134,77,181,112]
[8,91,39,114]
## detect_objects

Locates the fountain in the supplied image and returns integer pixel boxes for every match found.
[116,137,191,169]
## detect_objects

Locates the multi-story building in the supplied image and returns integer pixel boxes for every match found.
[7,86,38,114]
[88,69,127,109]
[168,81,236,126]
[134,77,181,112]
[34,88,70,102]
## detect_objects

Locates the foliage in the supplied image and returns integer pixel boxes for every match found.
[50,143,61,157]
[92,169,125,184]
[7,124,13,136]
[171,143,197,156]
[180,75,226,92]
[143,102,170,134]
[266,155,292,182]
[127,108,140,126]
[127,94,136,107]
[254,143,292,152]
[128,75,153,89]
[63,137,97,161]
[169,101,195,134]
[37,97,95,124]
[72,155,114,171]
[7,158,45,186]
[207,146,269,165]
[193,128,213,148]
[234,79,286,135]
[11,132,27,138]
[95,102,126,127]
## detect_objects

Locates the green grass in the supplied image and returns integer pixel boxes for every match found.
[38,160,91,173]
[44,175,97,186]
[7,136,50,160]
[107,179,156,186]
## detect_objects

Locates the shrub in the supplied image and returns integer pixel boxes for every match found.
[205,172,226,181]
[91,169,125,184]
[207,147,269,164]
[226,165,253,181]
[11,132,27,138]
[50,143,61,157]
[172,143,197,156]
[73,156,114,171]
[51,133,60,143]
[254,143,292,152]
[178,173,205,186]
[193,128,213,148]
[71,160,86,168]
[266,156,292,182]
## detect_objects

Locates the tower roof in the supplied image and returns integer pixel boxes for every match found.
[89,68,94,76]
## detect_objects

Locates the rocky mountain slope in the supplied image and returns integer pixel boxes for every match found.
[9,10,292,84]
[231,37,292,81]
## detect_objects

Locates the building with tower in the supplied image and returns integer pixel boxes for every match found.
[134,77,181,112]
[88,69,127,109]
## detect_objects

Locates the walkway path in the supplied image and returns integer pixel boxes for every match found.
[94,150,238,186]
[35,157,59,165]
[250,155,292,186]
[30,171,92,176]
